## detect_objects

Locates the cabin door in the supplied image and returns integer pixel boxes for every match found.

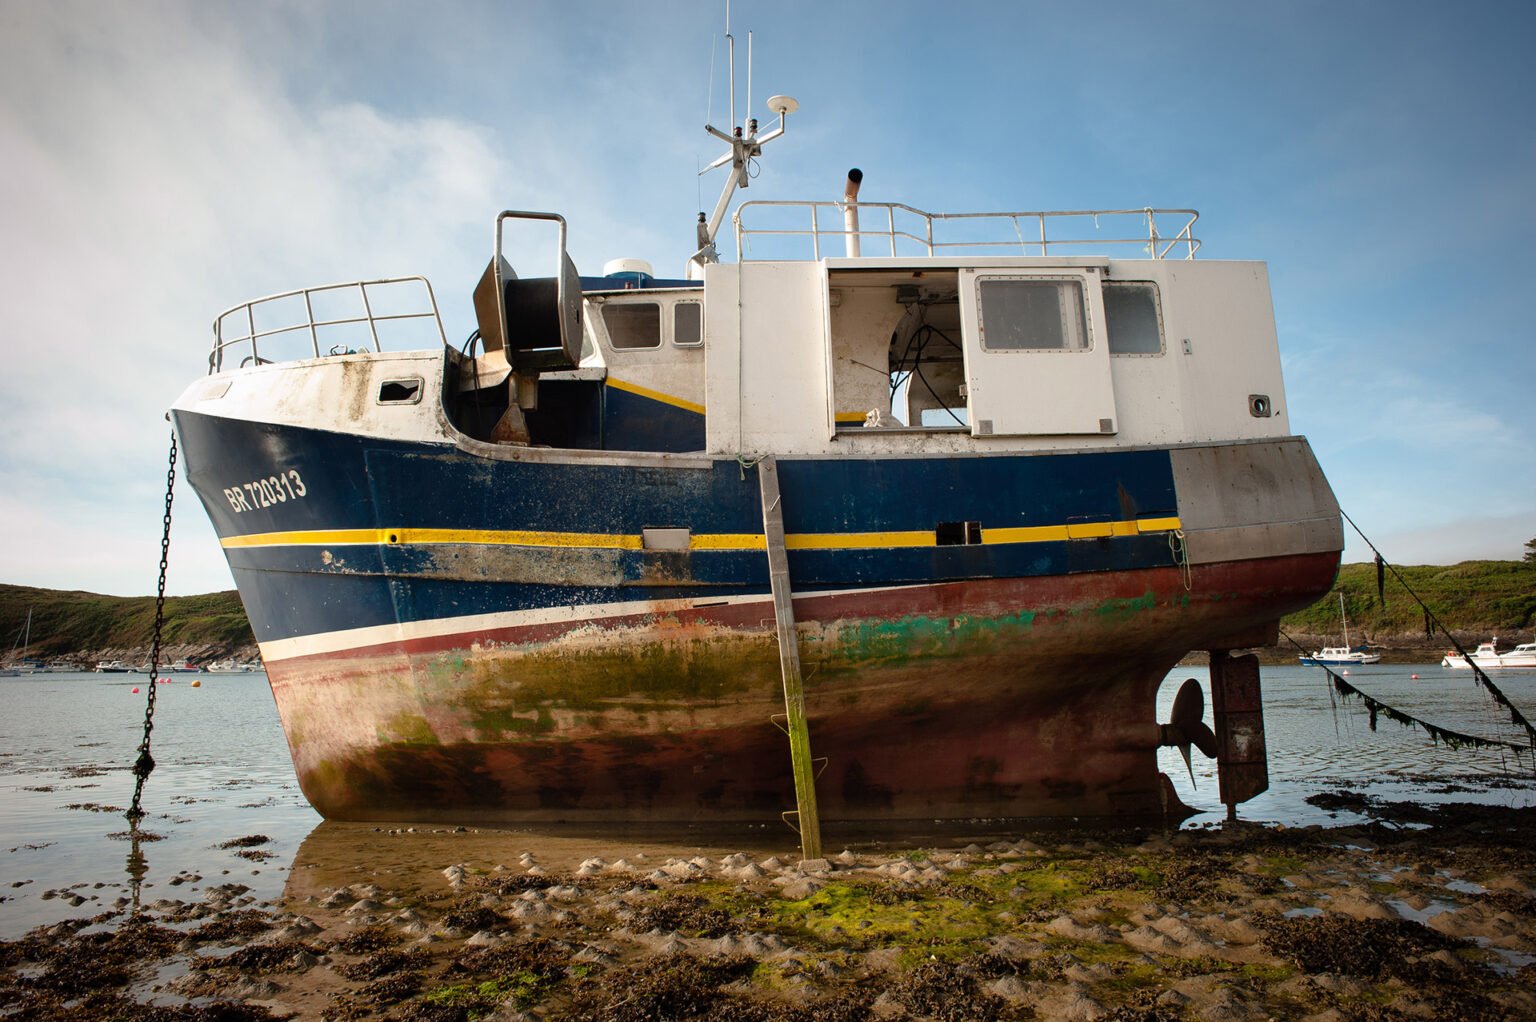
[956,269,1118,436]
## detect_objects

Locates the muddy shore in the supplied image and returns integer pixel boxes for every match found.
[3,796,1533,1021]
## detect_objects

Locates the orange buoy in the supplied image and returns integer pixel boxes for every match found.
[191,679,201,687]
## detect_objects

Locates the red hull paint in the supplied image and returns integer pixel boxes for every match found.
[262,552,1337,826]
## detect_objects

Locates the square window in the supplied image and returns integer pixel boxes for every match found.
[603,302,661,350]
[978,279,1088,351]
[673,302,702,347]
[1104,282,1163,355]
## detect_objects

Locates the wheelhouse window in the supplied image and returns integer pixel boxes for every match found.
[602,302,662,350]
[673,301,702,347]
[977,278,1089,351]
[1103,282,1163,355]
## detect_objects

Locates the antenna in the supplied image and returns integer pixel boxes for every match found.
[726,0,735,134]
[688,17,798,278]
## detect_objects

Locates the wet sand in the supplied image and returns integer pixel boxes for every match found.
[3,795,1534,1021]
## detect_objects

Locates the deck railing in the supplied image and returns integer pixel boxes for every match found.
[734,202,1200,262]
[210,277,447,373]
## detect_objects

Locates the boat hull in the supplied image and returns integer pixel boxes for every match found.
[171,398,1342,827]
[1298,654,1382,666]
[262,552,1336,825]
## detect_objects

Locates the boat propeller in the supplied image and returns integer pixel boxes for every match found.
[1159,678,1218,785]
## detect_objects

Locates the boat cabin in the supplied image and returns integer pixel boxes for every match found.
[441,204,1291,461]
[201,204,1294,468]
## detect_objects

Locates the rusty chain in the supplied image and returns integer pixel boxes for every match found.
[127,432,177,823]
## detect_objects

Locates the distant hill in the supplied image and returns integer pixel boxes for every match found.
[0,584,253,664]
[1282,559,1536,644]
[2,558,1531,664]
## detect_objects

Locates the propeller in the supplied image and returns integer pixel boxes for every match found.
[1159,678,1218,786]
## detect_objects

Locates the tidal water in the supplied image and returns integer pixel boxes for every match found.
[2,664,1533,940]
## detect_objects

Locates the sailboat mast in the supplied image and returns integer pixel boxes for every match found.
[1339,591,1348,648]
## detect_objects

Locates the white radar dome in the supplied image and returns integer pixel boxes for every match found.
[603,258,655,278]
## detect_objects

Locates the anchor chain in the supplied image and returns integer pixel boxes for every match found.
[127,432,177,823]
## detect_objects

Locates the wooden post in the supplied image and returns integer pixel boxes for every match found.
[757,456,823,859]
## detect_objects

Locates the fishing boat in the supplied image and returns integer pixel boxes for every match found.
[1443,639,1536,670]
[167,71,1341,827]
[1299,593,1381,666]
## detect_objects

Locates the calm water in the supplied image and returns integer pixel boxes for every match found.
[2,664,1533,939]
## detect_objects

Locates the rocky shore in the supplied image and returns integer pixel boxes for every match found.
[3,798,1533,1021]
[22,643,261,671]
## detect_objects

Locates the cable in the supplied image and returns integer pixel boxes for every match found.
[1280,628,1532,762]
[1340,508,1536,747]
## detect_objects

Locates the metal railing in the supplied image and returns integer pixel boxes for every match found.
[734,202,1200,262]
[209,277,447,373]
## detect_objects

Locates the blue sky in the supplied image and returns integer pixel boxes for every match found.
[1,0,1532,596]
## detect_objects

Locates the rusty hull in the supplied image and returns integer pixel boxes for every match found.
[262,552,1336,827]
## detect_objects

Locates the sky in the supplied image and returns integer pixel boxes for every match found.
[0,0,1532,597]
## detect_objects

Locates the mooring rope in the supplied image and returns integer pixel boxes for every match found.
[1281,629,1531,762]
[1339,508,1536,748]
[126,432,177,823]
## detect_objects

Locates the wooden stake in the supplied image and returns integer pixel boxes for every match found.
[757,456,822,859]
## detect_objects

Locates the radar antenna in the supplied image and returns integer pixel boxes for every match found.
[688,12,797,278]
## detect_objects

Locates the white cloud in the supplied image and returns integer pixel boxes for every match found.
[1343,512,1536,566]
[0,2,523,593]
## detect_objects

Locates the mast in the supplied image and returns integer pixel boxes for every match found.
[687,15,798,278]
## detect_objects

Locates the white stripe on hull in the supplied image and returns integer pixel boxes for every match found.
[257,581,925,663]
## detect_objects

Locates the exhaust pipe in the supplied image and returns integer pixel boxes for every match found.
[843,168,863,258]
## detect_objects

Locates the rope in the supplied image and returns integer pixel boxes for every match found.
[127,432,177,823]
[1281,628,1531,761]
[1169,529,1192,590]
[1339,508,1536,748]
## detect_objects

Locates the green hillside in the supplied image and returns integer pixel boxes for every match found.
[1279,559,1536,642]
[0,584,252,658]
[2,557,1531,660]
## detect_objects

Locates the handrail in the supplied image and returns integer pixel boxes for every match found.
[209,276,447,373]
[734,201,1200,261]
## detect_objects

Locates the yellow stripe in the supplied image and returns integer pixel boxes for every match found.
[834,411,868,424]
[220,528,642,550]
[785,530,936,549]
[981,524,1070,544]
[688,533,766,550]
[605,376,705,415]
[222,517,1183,552]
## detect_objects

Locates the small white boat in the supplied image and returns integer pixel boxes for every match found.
[1443,638,1536,669]
[204,659,260,674]
[3,609,33,675]
[1300,645,1382,666]
[1300,593,1381,665]
[94,660,135,673]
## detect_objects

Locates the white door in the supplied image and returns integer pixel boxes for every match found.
[957,269,1118,436]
